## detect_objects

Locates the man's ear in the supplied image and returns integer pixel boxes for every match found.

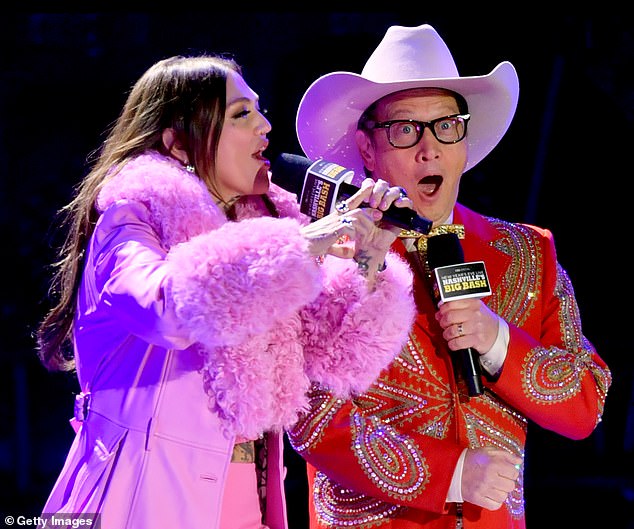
[355,129,375,172]
[162,128,189,165]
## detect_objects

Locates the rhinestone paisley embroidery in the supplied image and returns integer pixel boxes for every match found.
[290,218,610,526]
[350,413,429,499]
[298,339,528,524]
[309,412,429,527]
[313,471,407,527]
[490,218,610,407]
[487,218,540,326]
[521,264,611,407]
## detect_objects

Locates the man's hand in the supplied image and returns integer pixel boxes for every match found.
[462,446,522,510]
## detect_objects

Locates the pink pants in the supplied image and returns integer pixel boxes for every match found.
[219,462,269,529]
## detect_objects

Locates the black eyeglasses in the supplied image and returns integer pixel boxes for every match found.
[364,113,470,148]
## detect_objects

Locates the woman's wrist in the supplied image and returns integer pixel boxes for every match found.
[353,250,387,277]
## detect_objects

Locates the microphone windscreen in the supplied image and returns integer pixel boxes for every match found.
[270,153,312,197]
[270,152,433,234]
[427,232,465,270]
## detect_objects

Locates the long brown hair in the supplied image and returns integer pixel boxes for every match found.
[36,54,240,371]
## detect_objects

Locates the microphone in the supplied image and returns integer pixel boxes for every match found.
[271,152,432,234]
[427,233,490,397]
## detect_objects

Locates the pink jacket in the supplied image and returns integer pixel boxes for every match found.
[42,151,416,529]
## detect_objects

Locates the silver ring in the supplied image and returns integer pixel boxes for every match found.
[457,323,464,337]
[398,187,408,200]
[335,201,350,214]
[353,256,369,273]
[341,218,353,226]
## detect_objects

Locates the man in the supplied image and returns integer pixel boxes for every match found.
[287,24,611,528]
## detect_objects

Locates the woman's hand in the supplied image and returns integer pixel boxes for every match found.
[301,178,414,283]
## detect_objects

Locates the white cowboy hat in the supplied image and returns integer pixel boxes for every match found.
[296,24,519,180]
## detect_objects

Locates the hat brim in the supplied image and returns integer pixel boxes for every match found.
[296,61,519,182]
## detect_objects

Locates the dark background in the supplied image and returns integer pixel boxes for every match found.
[1,11,632,528]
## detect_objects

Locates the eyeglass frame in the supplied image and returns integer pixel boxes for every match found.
[362,113,471,148]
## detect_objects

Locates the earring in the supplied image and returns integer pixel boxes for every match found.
[185,163,196,174]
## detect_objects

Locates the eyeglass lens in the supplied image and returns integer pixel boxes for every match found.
[389,115,467,147]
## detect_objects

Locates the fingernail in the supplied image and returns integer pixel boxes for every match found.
[372,210,382,221]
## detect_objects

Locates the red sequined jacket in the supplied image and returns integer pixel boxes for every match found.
[288,202,611,529]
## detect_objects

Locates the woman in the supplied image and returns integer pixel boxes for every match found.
[36,54,416,529]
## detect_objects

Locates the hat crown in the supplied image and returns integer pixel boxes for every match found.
[361,24,459,83]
